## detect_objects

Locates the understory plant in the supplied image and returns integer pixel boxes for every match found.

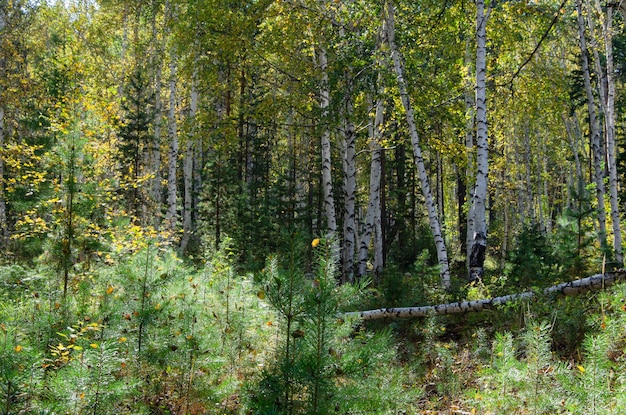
[252,236,420,414]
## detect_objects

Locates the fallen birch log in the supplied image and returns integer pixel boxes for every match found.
[344,270,626,321]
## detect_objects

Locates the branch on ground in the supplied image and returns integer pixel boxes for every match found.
[344,271,626,321]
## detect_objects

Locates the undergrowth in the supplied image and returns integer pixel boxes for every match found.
[2,238,626,414]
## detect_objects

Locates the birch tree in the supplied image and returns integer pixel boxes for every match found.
[585,0,622,265]
[342,88,357,282]
[385,0,451,289]
[468,0,490,282]
[357,94,385,279]
[180,59,198,254]
[357,14,390,280]
[596,0,622,265]
[165,55,179,235]
[575,0,608,253]
[315,44,338,242]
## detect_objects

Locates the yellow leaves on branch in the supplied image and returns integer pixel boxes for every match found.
[12,210,49,240]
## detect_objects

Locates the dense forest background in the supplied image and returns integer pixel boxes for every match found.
[1,0,626,285]
[3,0,626,414]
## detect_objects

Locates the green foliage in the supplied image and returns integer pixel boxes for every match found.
[379,250,445,308]
[252,237,414,414]
[506,202,597,290]
[506,223,556,289]
[117,67,154,217]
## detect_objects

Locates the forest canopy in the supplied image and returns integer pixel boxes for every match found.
[1,0,624,288]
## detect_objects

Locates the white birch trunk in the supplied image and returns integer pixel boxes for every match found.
[342,94,357,283]
[165,56,178,234]
[180,63,198,253]
[316,46,338,238]
[386,1,450,289]
[599,2,623,265]
[468,0,490,281]
[464,38,475,265]
[358,94,384,279]
[345,271,626,321]
[357,19,389,280]
[576,0,608,251]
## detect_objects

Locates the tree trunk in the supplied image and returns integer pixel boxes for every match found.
[468,0,490,282]
[597,1,622,265]
[463,38,474,265]
[575,0,608,253]
[345,271,626,321]
[149,0,163,224]
[165,56,178,235]
[386,1,451,289]
[180,62,198,254]
[315,45,338,240]
[358,93,384,279]
[342,88,356,283]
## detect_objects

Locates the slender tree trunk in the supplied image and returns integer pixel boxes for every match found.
[358,94,384,279]
[165,56,178,235]
[468,0,490,282]
[386,0,450,289]
[180,61,198,254]
[576,0,608,253]
[342,88,356,283]
[464,38,475,265]
[597,1,622,265]
[315,45,338,240]
[149,0,163,224]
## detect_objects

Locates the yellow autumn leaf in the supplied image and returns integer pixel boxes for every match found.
[14,345,22,352]
[577,365,585,374]
[311,238,320,248]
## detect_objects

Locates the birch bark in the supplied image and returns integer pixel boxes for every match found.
[345,271,626,321]
[315,45,338,239]
[342,91,356,283]
[463,38,474,264]
[575,0,608,252]
[357,93,384,280]
[363,19,390,280]
[468,0,490,281]
[165,56,178,235]
[598,2,623,265]
[180,62,198,254]
[386,1,450,289]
